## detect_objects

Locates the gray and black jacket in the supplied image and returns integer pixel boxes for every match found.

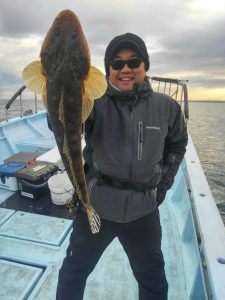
[83,79,188,223]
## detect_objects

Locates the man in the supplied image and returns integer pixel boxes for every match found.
[56,33,188,300]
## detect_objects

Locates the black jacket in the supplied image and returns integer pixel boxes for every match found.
[83,79,188,222]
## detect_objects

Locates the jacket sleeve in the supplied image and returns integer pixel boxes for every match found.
[157,100,188,206]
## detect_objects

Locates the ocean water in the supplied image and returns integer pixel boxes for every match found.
[0,99,225,223]
[188,101,225,223]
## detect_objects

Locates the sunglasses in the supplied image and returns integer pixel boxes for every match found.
[110,57,143,70]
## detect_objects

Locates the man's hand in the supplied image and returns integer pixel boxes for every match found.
[156,182,167,207]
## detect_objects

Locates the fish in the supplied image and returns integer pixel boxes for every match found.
[22,9,107,234]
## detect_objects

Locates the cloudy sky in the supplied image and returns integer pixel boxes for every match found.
[0,0,225,100]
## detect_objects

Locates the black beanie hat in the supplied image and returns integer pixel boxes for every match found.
[104,33,150,76]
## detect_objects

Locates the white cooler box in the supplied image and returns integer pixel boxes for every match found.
[0,162,27,191]
[37,147,64,170]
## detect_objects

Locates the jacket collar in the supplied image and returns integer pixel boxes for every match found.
[105,76,153,104]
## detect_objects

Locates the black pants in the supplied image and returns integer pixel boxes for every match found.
[56,209,168,300]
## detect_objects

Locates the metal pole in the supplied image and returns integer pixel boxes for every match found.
[20,93,23,117]
[163,82,166,94]
[180,86,184,106]
[5,109,8,122]
[158,81,160,92]
[175,85,178,100]
[169,83,171,96]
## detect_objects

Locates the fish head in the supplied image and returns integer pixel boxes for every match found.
[40,9,90,81]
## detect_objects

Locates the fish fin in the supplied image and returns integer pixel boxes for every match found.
[82,66,107,122]
[83,65,107,100]
[82,96,94,123]
[22,60,47,107]
[86,205,101,234]
[42,94,48,110]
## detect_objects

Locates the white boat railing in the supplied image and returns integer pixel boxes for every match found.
[4,85,38,122]
[150,76,189,120]
[184,135,225,300]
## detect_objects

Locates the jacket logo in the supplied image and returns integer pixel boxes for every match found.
[145,126,160,130]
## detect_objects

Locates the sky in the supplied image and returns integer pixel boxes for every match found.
[0,0,225,101]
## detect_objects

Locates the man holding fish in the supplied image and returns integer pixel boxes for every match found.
[22,10,187,300]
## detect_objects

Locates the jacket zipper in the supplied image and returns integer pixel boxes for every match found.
[129,104,134,179]
[162,155,175,175]
[137,121,143,160]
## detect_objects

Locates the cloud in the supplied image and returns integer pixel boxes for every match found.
[0,0,225,100]
[148,14,225,93]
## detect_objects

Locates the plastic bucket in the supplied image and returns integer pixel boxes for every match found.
[48,172,74,205]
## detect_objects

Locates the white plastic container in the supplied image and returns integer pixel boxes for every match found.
[0,176,18,191]
[37,147,64,170]
[48,172,74,205]
[0,162,27,191]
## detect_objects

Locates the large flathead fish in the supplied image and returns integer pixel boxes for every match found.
[22,10,107,233]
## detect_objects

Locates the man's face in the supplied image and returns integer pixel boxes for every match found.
[109,48,146,91]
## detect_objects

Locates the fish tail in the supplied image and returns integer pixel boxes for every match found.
[86,205,101,234]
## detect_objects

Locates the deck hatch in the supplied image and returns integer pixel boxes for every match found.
[0,258,44,300]
[0,211,72,246]
[0,208,15,226]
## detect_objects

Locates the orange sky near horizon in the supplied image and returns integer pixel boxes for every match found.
[188,86,225,101]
